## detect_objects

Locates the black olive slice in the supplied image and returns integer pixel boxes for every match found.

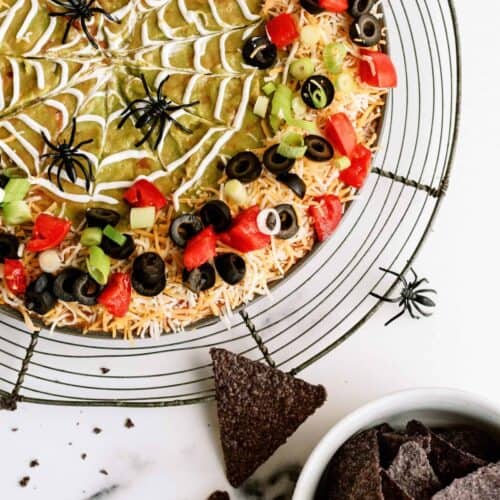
[0,233,19,262]
[169,214,204,248]
[276,173,307,199]
[301,75,335,110]
[0,174,10,188]
[226,152,262,184]
[350,14,382,47]
[53,267,85,302]
[132,273,166,297]
[183,263,216,293]
[242,37,278,70]
[25,274,56,315]
[101,234,135,260]
[348,0,375,17]
[300,0,324,14]
[263,145,295,175]
[73,273,103,306]
[275,204,299,239]
[132,252,166,289]
[200,200,232,233]
[304,135,334,162]
[85,208,121,229]
[215,253,246,285]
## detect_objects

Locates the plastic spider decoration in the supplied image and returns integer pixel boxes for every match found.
[371,267,437,326]
[49,0,120,49]
[118,74,200,150]
[41,119,94,192]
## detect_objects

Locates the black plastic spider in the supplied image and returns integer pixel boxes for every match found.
[49,0,120,49]
[370,267,437,326]
[41,118,94,192]
[118,74,200,150]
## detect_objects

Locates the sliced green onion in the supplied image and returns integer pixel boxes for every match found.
[0,187,5,204]
[300,25,322,47]
[324,42,347,75]
[1,167,24,178]
[334,156,352,170]
[81,227,102,247]
[269,114,281,132]
[288,118,318,133]
[271,84,293,122]
[130,206,155,230]
[290,58,315,81]
[335,73,355,94]
[103,224,126,246]
[224,179,247,205]
[253,96,270,118]
[262,82,276,95]
[2,178,30,204]
[310,79,328,109]
[86,246,110,286]
[2,201,32,225]
[277,133,308,159]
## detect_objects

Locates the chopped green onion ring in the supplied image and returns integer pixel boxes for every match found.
[309,79,328,109]
[2,178,30,204]
[130,206,156,230]
[2,201,32,225]
[87,246,110,286]
[262,82,276,95]
[277,133,308,159]
[103,225,126,246]
[81,227,103,247]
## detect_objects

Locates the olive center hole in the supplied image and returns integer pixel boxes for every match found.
[364,22,376,37]
[359,0,370,11]
[280,212,292,229]
[236,160,250,174]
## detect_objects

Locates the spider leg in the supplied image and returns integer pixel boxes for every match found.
[370,292,401,304]
[410,267,418,282]
[170,115,193,134]
[47,160,62,185]
[379,267,408,288]
[40,153,60,159]
[90,7,120,23]
[72,139,93,151]
[167,101,200,112]
[414,288,437,295]
[412,302,433,318]
[139,74,153,100]
[135,110,156,129]
[69,118,77,147]
[81,17,99,49]
[117,102,150,128]
[157,75,171,100]
[384,308,406,327]
[61,17,75,44]
[49,11,72,17]
[72,158,91,191]
[72,153,94,181]
[154,115,167,150]
[406,301,419,319]
[41,132,58,151]
[410,277,429,290]
[135,116,157,147]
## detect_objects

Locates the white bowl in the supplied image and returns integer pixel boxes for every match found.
[293,388,500,500]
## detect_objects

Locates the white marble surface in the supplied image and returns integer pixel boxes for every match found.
[2,1,500,499]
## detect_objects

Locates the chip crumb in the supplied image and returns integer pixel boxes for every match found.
[207,491,230,500]
[11,427,18,432]
[19,476,30,487]
[124,418,135,429]
[100,367,110,374]
[99,469,108,476]
[29,460,39,468]
[81,453,87,460]
[93,427,102,434]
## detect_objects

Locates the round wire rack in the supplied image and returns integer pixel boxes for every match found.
[0,0,460,409]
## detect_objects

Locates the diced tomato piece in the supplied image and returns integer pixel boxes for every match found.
[183,226,217,272]
[319,0,348,12]
[266,13,300,49]
[219,206,271,253]
[309,195,343,242]
[123,179,167,211]
[359,49,398,88]
[26,213,71,253]
[3,259,27,295]
[324,113,357,157]
[339,144,372,188]
[98,272,131,317]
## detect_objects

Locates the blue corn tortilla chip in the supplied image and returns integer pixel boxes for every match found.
[429,432,487,486]
[324,429,384,499]
[436,427,500,462]
[380,470,413,500]
[210,349,326,488]
[387,441,442,499]
[431,462,500,499]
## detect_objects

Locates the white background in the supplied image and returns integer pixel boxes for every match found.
[2,1,499,498]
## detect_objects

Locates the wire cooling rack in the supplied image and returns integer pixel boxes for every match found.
[0,0,460,409]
